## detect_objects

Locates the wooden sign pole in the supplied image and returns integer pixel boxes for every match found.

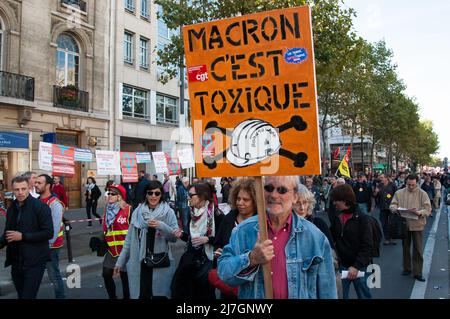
[254,176,273,299]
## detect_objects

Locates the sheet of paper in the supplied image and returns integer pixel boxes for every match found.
[341,271,365,279]
[398,207,419,220]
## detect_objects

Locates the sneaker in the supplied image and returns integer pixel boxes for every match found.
[402,270,411,276]
[86,223,92,227]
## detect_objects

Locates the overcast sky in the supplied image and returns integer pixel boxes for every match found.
[343,0,450,160]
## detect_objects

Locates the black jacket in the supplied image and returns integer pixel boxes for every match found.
[306,215,335,250]
[85,184,101,201]
[330,207,373,269]
[0,195,53,268]
[353,181,372,210]
[375,182,397,210]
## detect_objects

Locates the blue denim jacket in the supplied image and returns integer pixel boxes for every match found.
[217,213,337,299]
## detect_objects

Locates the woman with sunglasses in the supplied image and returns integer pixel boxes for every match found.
[171,182,224,299]
[114,180,178,299]
[101,184,131,299]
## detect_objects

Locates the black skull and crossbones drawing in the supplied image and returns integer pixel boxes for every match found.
[201,115,308,169]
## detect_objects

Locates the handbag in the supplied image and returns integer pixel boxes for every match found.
[388,212,408,239]
[446,193,450,205]
[143,227,170,268]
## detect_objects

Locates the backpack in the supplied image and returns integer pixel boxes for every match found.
[362,213,383,258]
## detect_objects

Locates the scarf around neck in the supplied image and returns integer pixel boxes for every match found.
[190,201,215,260]
[106,202,120,227]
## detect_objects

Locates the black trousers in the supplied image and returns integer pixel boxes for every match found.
[102,267,130,299]
[11,263,46,299]
[86,199,101,225]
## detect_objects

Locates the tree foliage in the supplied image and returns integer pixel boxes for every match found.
[154,0,440,170]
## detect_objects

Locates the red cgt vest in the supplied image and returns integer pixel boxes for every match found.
[46,195,65,249]
[103,205,131,257]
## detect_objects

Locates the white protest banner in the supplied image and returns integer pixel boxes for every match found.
[39,142,53,171]
[75,148,93,162]
[96,150,121,175]
[136,152,152,163]
[177,148,195,169]
[152,152,169,173]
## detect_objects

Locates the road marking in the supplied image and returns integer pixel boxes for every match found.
[410,199,443,299]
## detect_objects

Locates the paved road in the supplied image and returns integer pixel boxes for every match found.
[0,203,448,299]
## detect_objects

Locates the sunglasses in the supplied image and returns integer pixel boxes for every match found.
[264,184,292,195]
[108,192,119,197]
[188,193,198,198]
[147,191,161,197]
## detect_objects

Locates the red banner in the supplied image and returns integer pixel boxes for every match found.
[52,144,75,176]
[120,152,138,183]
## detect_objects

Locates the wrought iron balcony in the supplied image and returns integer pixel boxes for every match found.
[53,85,89,112]
[61,0,87,12]
[0,71,35,101]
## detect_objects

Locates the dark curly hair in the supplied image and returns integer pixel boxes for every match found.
[228,178,257,210]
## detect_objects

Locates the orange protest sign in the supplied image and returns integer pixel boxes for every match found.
[184,6,320,177]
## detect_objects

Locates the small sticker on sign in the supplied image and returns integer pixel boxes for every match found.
[284,47,308,64]
[188,65,209,82]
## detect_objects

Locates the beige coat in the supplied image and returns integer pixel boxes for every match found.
[389,186,431,231]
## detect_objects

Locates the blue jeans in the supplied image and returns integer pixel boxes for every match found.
[340,266,372,299]
[46,248,66,299]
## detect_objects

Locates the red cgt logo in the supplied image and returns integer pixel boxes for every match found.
[188,65,208,82]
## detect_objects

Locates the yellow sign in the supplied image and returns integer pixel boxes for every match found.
[87,170,96,178]
[183,6,320,177]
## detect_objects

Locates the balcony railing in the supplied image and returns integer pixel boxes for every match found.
[53,85,89,112]
[0,71,35,101]
[61,0,87,12]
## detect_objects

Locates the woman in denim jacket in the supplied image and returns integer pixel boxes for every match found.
[217,176,337,299]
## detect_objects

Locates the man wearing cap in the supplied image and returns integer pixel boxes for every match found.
[102,183,131,299]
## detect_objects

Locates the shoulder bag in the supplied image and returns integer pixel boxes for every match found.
[143,227,170,268]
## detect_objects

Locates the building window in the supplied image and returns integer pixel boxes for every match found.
[124,0,134,12]
[61,0,87,12]
[156,94,178,125]
[141,0,149,19]
[56,34,80,87]
[139,37,149,69]
[122,85,148,119]
[124,31,133,64]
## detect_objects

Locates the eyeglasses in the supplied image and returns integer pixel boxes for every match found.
[188,193,198,198]
[147,191,161,197]
[264,184,293,195]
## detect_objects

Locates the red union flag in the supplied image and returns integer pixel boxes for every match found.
[188,65,208,82]
[332,147,341,160]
